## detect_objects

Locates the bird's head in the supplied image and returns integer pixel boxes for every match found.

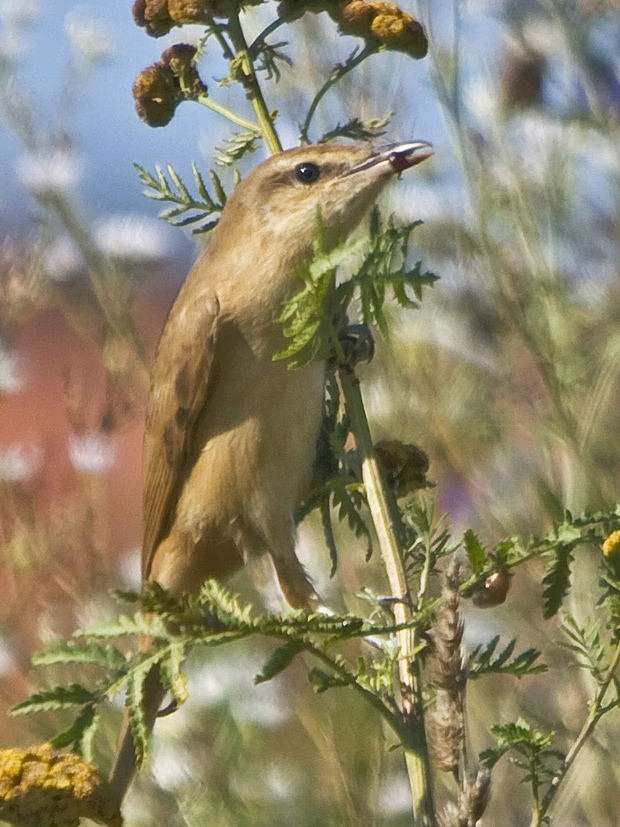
[219,141,432,255]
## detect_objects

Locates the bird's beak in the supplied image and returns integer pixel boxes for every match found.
[343,141,433,176]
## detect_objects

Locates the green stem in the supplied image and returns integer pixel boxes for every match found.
[530,636,620,827]
[196,94,261,134]
[43,192,149,372]
[226,13,282,155]
[300,45,375,143]
[249,16,288,53]
[337,364,435,827]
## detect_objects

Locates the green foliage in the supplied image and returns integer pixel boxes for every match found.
[319,113,392,144]
[214,130,260,166]
[468,636,546,679]
[560,614,608,683]
[50,704,99,760]
[401,498,455,577]
[11,684,99,715]
[275,207,436,368]
[134,162,228,234]
[11,581,425,765]
[253,40,293,80]
[463,529,490,578]
[481,718,563,788]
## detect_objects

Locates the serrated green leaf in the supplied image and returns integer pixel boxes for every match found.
[160,641,189,705]
[192,218,220,235]
[33,641,127,671]
[210,169,228,206]
[469,636,546,679]
[11,684,98,715]
[463,529,490,577]
[542,545,574,618]
[308,667,348,694]
[50,704,99,761]
[167,164,191,200]
[192,161,215,208]
[255,641,304,684]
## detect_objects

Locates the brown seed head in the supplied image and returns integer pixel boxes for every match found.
[132,0,175,37]
[337,0,427,58]
[133,44,206,127]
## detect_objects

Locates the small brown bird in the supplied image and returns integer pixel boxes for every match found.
[109,140,431,802]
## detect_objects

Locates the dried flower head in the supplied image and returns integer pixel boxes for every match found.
[337,0,427,58]
[132,0,175,37]
[133,0,263,35]
[375,439,429,498]
[429,560,466,773]
[133,44,207,127]
[0,744,121,827]
[603,529,620,558]
[277,0,346,21]
[441,771,491,827]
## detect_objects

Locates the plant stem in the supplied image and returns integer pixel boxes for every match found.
[338,364,436,827]
[249,16,288,53]
[196,94,262,134]
[43,192,150,376]
[299,45,375,143]
[530,636,620,827]
[226,13,282,154]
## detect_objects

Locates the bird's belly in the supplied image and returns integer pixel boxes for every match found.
[174,357,325,551]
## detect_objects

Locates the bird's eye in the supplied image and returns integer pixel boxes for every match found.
[294,162,321,184]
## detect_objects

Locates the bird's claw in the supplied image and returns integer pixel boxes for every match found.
[337,324,375,367]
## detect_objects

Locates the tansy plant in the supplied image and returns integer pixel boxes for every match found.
[5,3,620,827]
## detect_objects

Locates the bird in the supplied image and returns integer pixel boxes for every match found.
[109,140,432,804]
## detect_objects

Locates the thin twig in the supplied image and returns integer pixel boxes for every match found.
[530,636,620,827]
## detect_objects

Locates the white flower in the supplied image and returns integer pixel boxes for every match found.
[0,347,25,393]
[43,234,83,281]
[68,433,115,473]
[0,443,40,482]
[93,214,171,263]
[65,9,115,66]
[17,149,83,196]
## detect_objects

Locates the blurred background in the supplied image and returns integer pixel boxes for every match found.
[1,1,619,825]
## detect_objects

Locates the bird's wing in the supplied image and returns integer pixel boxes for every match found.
[141,288,220,580]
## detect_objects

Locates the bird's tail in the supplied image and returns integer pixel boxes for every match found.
[108,665,167,807]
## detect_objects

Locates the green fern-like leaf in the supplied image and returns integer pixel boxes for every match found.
[50,704,99,761]
[542,545,574,618]
[560,614,608,681]
[134,162,226,234]
[469,636,546,679]
[255,641,304,684]
[215,131,260,166]
[319,113,392,144]
[481,718,561,775]
[33,641,127,672]
[11,684,98,715]
[463,529,489,577]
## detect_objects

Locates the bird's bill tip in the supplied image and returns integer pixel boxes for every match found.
[386,141,433,173]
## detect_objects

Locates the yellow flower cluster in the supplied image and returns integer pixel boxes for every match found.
[0,744,121,827]
[278,0,428,58]
[133,0,263,37]
[602,529,620,557]
[133,44,207,127]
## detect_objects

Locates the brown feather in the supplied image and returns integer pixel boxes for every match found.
[141,287,220,579]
